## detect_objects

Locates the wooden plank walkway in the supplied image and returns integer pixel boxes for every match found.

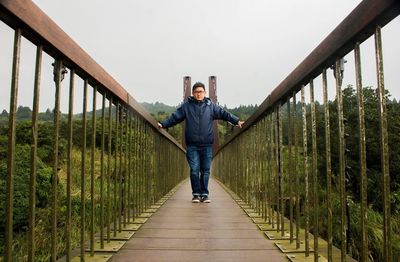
[110,179,287,262]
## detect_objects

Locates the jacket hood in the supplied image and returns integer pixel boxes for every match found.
[187,96,212,105]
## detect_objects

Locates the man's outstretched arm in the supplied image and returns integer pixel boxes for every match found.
[158,105,185,128]
[213,104,244,128]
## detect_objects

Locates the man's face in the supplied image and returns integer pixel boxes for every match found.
[192,87,206,101]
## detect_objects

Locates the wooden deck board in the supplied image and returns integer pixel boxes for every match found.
[110,179,288,262]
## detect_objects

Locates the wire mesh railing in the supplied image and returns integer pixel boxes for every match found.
[0,1,187,261]
[213,0,400,261]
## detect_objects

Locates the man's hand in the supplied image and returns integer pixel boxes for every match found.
[237,121,244,128]
[158,122,163,129]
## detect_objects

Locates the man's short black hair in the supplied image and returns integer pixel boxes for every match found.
[192,82,205,91]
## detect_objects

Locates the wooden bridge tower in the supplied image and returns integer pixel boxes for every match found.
[208,76,219,154]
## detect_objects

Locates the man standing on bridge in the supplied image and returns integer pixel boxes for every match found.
[158,82,244,203]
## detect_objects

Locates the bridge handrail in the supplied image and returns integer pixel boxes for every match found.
[0,1,189,261]
[212,0,400,260]
[0,0,184,152]
[216,0,400,155]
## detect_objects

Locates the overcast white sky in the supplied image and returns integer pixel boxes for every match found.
[0,0,399,111]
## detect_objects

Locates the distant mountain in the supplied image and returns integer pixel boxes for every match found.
[140,102,177,116]
[74,101,177,118]
[0,102,257,122]
[0,102,177,121]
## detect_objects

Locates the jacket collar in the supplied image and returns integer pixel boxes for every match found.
[187,96,211,105]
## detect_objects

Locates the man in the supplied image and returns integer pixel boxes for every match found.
[158,82,244,203]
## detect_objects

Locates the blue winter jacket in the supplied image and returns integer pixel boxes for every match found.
[160,97,239,146]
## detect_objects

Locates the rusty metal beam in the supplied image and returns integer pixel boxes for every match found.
[182,76,191,149]
[208,76,219,154]
[183,76,192,102]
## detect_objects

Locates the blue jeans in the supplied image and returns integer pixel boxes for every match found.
[186,145,212,197]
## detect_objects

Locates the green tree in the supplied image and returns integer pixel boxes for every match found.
[0,144,52,233]
[16,106,32,120]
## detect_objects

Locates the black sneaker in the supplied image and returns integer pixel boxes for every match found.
[192,196,200,203]
[201,196,211,203]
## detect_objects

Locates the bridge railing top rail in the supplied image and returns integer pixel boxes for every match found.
[0,0,185,152]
